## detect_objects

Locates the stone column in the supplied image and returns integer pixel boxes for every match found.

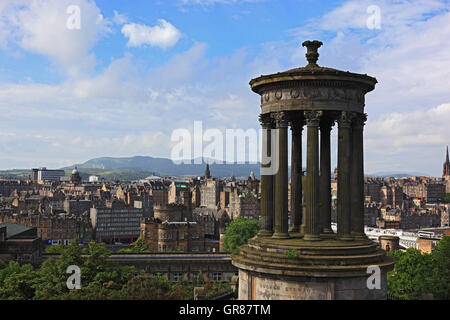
[337,111,353,241]
[351,113,367,239]
[258,114,274,237]
[304,110,322,241]
[319,115,334,234]
[272,112,289,239]
[289,116,304,233]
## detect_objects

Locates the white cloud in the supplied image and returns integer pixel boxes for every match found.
[364,103,450,174]
[113,10,128,25]
[0,0,111,77]
[121,19,182,49]
[292,0,446,35]
[0,0,448,175]
[0,39,270,167]
[286,0,450,175]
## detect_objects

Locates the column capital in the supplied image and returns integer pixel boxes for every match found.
[304,110,323,126]
[259,113,274,129]
[353,113,368,129]
[337,111,355,128]
[272,112,289,128]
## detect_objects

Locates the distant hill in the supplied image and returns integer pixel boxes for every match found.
[63,156,261,179]
[0,157,433,181]
[366,171,430,178]
[0,168,155,182]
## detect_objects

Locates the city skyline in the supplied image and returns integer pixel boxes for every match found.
[0,0,449,176]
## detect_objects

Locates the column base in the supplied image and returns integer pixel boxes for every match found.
[300,224,306,234]
[337,235,354,241]
[236,269,389,300]
[303,234,322,241]
[257,230,274,237]
[288,226,301,233]
[322,227,334,234]
[272,232,290,239]
[320,232,335,239]
[351,232,368,240]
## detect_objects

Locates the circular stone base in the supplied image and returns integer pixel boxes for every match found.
[231,235,394,300]
[237,269,389,300]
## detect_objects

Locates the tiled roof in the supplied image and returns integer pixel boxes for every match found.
[0,222,33,239]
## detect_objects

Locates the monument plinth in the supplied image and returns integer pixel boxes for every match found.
[231,41,394,300]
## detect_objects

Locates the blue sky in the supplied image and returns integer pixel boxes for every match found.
[0,0,449,176]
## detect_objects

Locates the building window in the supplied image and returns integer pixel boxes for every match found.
[212,272,222,281]
[173,272,183,282]
[179,233,184,240]
[191,272,200,281]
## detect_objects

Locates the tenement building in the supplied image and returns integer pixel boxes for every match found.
[140,218,212,252]
[228,187,260,220]
[200,178,221,209]
[141,203,220,252]
[0,212,92,245]
[232,40,394,300]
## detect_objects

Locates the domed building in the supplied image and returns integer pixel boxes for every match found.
[70,166,82,185]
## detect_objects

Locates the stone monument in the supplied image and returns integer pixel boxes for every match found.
[231,40,395,300]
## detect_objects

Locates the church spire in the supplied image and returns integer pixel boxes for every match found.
[205,162,211,179]
[444,146,450,177]
[446,145,449,164]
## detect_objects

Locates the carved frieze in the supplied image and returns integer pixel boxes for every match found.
[275,89,283,100]
[260,87,365,105]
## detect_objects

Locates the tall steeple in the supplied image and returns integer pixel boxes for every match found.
[446,146,449,164]
[205,162,211,179]
[444,146,450,177]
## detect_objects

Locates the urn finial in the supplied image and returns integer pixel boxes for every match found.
[302,40,323,67]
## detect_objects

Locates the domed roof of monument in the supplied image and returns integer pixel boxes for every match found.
[72,166,79,175]
[250,40,377,94]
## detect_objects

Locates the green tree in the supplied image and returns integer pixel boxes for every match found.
[0,261,31,287]
[117,236,150,253]
[81,241,113,284]
[0,239,233,300]
[108,274,192,300]
[429,235,450,299]
[0,262,37,300]
[45,244,64,253]
[223,216,260,253]
[387,236,450,300]
[387,248,433,299]
[33,239,85,299]
[441,193,450,203]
